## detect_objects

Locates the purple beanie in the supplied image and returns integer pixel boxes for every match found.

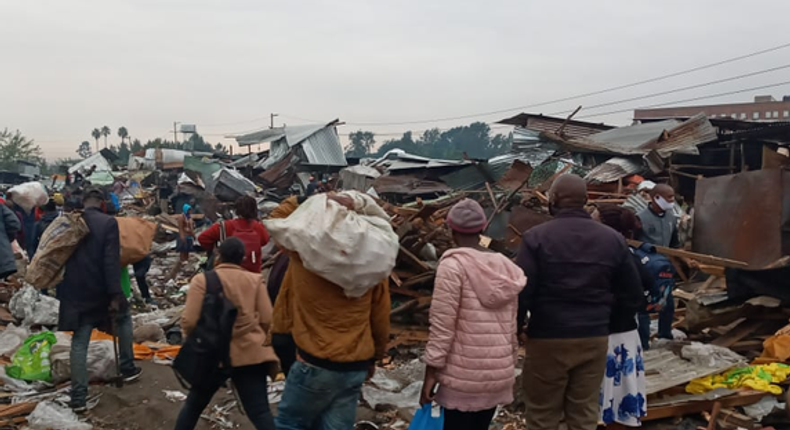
[446,199,487,234]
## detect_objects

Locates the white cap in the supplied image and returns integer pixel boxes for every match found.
[637,180,657,192]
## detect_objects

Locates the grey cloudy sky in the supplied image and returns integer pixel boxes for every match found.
[3,0,790,160]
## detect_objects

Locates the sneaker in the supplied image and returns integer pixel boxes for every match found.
[122,367,143,383]
[69,402,88,414]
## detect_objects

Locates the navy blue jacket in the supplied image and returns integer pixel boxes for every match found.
[516,209,644,339]
[58,207,122,331]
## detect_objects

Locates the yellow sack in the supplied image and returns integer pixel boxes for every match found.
[117,217,157,266]
[687,363,790,395]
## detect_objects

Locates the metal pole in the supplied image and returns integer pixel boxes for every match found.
[173,122,178,144]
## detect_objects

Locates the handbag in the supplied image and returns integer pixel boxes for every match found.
[172,270,237,389]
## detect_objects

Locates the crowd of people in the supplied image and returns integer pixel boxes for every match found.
[6,166,684,430]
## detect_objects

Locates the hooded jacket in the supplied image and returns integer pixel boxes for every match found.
[424,247,527,412]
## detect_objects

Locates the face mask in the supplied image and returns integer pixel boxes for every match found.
[654,196,674,212]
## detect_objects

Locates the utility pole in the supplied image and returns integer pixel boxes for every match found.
[270,113,279,129]
[173,122,179,144]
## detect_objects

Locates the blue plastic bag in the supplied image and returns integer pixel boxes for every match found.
[408,404,444,430]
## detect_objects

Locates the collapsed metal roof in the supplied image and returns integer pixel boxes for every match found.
[235,120,347,168]
[544,113,718,157]
[584,157,644,184]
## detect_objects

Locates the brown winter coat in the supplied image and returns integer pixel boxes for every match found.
[269,196,391,364]
[182,263,279,369]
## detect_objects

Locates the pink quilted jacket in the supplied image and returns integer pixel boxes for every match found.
[424,247,527,412]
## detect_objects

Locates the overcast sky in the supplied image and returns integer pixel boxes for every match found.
[3,0,790,160]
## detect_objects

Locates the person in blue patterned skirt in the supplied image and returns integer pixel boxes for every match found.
[596,205,658,428]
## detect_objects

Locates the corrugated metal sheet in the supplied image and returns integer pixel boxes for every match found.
[584,157,644,184]
[440,154,535,191]
[497,113,613,139]
[299,126,347,166]
[693,169,790,268]
[511,127,559,165]
[69,152,113,174]
[549,114,717,157]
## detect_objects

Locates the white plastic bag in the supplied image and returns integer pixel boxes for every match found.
[50,335,116,383]
[264,191,398,297]
[8,182,48,214]
[9,285,59,327]
[0,323,30,356]
[27,400,92,430]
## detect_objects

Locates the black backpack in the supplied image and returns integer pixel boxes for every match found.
[173,271,237,389]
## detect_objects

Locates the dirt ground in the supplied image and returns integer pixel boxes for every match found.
[86,361,255,430]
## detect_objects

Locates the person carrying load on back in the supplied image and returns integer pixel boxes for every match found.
[198,195,269,273]
[168,204,195,280]
[60,188,141,413]
[174,237,278,430]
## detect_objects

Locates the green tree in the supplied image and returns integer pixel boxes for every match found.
[214,143,227,154]
[117,142,131,164]
[130,138,143,153]
[91,128,101,152]
[118,126,129,144]
[77,141,92,158]
[345,130,376,157]
[100,125,111,149]
[0,129,43,170]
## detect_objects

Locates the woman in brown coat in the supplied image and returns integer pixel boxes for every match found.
[174,237,279,430]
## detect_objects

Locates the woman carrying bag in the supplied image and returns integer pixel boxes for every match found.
[420,199,527,430]
[174,237,278,430]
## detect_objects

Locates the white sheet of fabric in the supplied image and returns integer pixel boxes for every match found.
[264,191,398,297]
[599,329,647,427]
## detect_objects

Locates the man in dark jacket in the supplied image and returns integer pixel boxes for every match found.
[33,199,59,257]
[516,175,644,430]
[59,188,141,412]
[0,204,21,280]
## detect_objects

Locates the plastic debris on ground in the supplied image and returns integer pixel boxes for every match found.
[50,332,116,383]
[9,285,60,327]
[163,389,187,402]
[27,400,93,430]
[0,323,30,356]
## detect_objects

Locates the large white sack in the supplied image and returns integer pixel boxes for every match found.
[8,182,48,213]
[264,191,398,298]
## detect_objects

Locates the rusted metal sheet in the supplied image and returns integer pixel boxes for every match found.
[497,113,613,139]
[693,168,790,268]
[546,113,717,157]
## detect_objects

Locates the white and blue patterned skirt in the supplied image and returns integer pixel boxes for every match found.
[599,329,647,427]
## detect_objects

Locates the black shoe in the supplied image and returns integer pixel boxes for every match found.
[69,402,88,414]
[122,367,143,383]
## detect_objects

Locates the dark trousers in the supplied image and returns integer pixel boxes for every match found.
[133,255,152,299]
[637,313,651,350]
[444,408,496,430]
[271,333,296,376]
[174,363,275,430]
[658,292,675,340]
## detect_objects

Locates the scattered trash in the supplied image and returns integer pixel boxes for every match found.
[9,285,59,326]
[0,323,30,356]
[27,400,93,430]
[6,331,57,382]
[163,389,188,402]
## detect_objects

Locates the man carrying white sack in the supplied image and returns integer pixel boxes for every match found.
[266,191,392,430]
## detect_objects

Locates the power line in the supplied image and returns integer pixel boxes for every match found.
[340,41,790,126]
[574,80,790,119]
[546,63,790,117]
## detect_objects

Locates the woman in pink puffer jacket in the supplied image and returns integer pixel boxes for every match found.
[420,199,527,430]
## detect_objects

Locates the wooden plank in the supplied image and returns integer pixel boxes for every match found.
[644,391,771,421]
[398,246,431,273]
[626,240,749,269]
[705,401,722,430]
[389,272,403,288]
[717,408,757,430]
[669,256,689,283]
[484,182,498,208]
[389,286,427,298]
[711,319,768,348]
[0,402,36,418]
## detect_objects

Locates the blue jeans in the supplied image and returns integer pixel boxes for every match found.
[70,308,136,406]
[275,361,368,430]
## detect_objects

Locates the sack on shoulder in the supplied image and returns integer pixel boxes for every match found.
[172,271,237,389]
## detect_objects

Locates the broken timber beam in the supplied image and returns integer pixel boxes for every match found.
[626,240,749,269]
[644,391,771,422]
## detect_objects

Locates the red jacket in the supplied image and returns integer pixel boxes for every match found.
[198,218,270,272]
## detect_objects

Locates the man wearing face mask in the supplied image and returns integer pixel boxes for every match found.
[637,183,680,342]
[637,184,680,249]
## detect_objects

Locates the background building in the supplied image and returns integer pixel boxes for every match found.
[634,95,790,122]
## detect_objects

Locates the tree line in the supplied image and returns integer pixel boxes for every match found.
[345,122,512,160]
[77,126,227,164]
